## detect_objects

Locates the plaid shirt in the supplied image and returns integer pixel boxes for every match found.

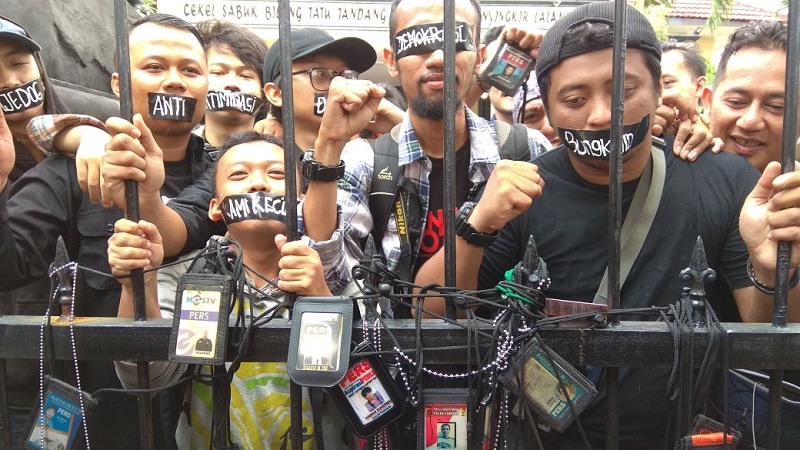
[302,107,551,288]
[27,114,106,156]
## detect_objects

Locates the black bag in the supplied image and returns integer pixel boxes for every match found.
[716,369,800,449]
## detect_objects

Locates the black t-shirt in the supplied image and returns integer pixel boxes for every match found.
[415,140,471,271]
[478,143,760,448]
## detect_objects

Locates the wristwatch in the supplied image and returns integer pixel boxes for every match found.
[455,201,498,247]
[300,150,345,182]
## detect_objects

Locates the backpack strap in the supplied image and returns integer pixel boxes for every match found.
[469,120,531,201]
[367,125,403,248]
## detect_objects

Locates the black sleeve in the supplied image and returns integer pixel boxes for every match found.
[167,166,226,254]
[0,158,77,291]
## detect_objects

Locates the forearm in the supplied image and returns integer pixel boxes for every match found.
[735,263,800,323]
[141,196,189,258]
[117,274,162,319]
[303,137,347,242]
[413,239,485,318]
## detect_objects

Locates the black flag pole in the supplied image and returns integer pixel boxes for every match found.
[113,1,153,449]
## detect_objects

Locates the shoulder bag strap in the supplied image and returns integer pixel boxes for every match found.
[593,139,667,305]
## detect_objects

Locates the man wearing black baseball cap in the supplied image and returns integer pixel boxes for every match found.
[416,2,800,447]
[262,27,376,153]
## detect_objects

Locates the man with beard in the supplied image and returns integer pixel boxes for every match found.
[299,0,549,303]
[415,3,800,447]
[110,131,343,449]
[0,13,211,448]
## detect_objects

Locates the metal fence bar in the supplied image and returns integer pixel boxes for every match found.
[112,1,153,448]
[443,0,457,320]
[605,1,628,446]
[775,0,800,329]
[767,369,784,450]
[4,318,799,368]
[0,360,10,450]
[607,0,628,325]
[275,0,302,447]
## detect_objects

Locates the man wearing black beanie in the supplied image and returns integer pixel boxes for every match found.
[416,2,800,448]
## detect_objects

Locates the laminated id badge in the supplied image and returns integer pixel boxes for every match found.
[22,376,97,450]
[330,341,405,438]
[418,388,471,450]
[479,39,535,96]
[287,296,353,387]
[500,339,597,432]
[169,273,232,365]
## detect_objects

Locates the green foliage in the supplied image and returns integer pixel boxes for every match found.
[143,0,157,11]
[635,0,671,40]
[642,0,734,33]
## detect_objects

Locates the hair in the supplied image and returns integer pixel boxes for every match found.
[130,13,206,48]
[441,423,451,430]
[661,40,706,80]
[117,14,206,70]
[483,25,504,46]
[196,19,268,83]
[538,22,661,109]
[716,20,787,88]
[361,387,373,398]
[212,131,284,195]
[388,0,482,52]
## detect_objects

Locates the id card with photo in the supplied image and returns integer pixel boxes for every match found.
[169,273,232,365]
[423,403,468,450]
[295,311,343,372]
[23,377,96,450]
[480,40,535,96]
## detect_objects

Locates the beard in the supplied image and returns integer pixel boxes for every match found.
[408,75,463,120]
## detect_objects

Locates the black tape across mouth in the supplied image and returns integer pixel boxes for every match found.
[0,79,44,114]
[220,192,299,225]
[205,90,262,116]
[148,93,197,122]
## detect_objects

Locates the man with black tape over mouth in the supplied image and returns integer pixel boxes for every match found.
[195,19,269,151]
[0,13,213,449]
[416,2,800,448]
[109,131,347,449]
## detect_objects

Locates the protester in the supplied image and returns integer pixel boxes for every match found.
[0,15,69,184]
[299,0,551,309]
[261,27,377,153]
[0,15,73,442]
[661,41,709,126]
[195,19,269,149]
[510,74,559,146]
[415,3,800,447]
[0,13,212,448]
[110,131,346,449]
[705,20,794,173]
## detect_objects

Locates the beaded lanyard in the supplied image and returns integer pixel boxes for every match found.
[38,262,91,450]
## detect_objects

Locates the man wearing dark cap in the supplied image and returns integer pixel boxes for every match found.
[262,27,377,153]
[416,2,800,447]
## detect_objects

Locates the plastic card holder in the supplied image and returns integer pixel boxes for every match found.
[287,296,353,387]
[22,376,97,450]
[479,40,535,96]
[500,339,597,432]
[329,341,406,438]
[418,388,471,450]
[169,272,232,365]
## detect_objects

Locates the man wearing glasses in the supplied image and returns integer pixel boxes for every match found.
[262,28,377,154]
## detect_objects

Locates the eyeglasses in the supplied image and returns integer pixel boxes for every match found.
[290,68,359,91]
